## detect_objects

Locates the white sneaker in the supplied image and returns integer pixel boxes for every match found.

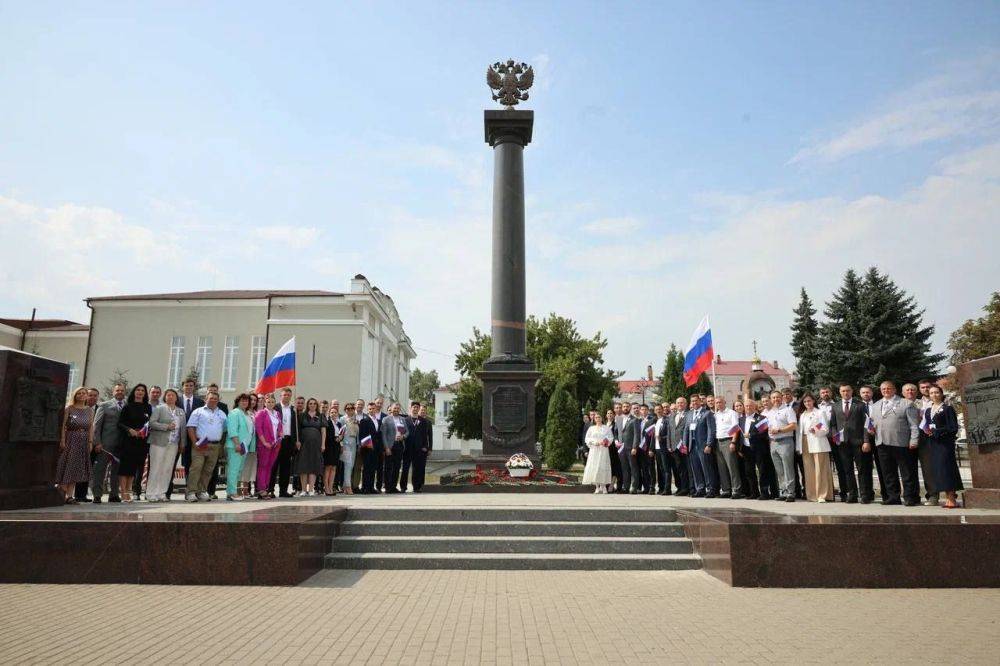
[197,492,210,501]
[185,493,197,503]
[817,497,827,503]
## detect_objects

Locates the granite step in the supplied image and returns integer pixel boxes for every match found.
[345,507,679,523]
[331,535,694,554]
[323,552,703,571]
[337,520,687,537]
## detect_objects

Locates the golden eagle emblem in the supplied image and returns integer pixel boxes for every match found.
[486,59,534,109]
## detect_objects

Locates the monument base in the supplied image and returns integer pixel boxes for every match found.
[0,486,63,511]
[477,364,541,465]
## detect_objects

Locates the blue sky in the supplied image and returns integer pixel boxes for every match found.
[2,1,999,382]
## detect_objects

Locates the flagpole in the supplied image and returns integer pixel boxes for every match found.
[711,356,718,396]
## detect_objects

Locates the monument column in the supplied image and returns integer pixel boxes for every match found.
[478,60,541,464]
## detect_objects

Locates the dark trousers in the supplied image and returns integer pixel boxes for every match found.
[877,445,919,503]
[693,444,718,494]
[739,445,760,497]
[828,438,849,500]
[334,463,344,489]
[835,441,873,500]
[361,445,378,492]
[620,449,634,491]
[752,443,777,498]
[271,436,296,495]
[918,440,937,499]
[400,449,428,492]
[638,450,653,492]
[375,446,386,491]
[669,450,690,493]
[655,449,670,492]
[609,445,623,491]
[384,442,404,491]
[167,446,189,499]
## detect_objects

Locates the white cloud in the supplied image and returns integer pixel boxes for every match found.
[791,52,1000,164]
[581,216,642,234]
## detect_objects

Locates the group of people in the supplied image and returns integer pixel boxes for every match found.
[52,378,434,504]
[580,380,964,508]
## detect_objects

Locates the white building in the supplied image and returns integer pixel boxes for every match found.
[432,384,481,456]
[75,275,413,403]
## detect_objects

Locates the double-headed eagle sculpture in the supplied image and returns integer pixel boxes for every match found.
[487,60,534,109]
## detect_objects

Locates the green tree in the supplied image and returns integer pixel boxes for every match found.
[659,344,686,403]
[542,381,579,471]
[596,389,614,418]
[949,291,1000,364]
[818,267,943,386]
[183,365,202,393]
[688,372,715,398]
[816,269,865,385]
[446,315,620,441]
[101,368,130,399]
[790,288,820,389]
[408,367,440,406]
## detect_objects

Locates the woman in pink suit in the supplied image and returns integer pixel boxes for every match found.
[254,394,283,500]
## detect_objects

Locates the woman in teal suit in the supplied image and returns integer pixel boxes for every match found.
[225,393,256,501]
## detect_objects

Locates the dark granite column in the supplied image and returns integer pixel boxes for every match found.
[477,110,541,464]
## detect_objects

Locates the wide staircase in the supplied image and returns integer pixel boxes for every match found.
[323,506,701,570]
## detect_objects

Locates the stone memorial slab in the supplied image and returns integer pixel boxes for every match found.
[957,354,1000,508]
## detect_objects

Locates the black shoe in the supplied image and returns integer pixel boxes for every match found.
[785,496,795,502]
[705,492,719,498]
[109,496,121,503]
[279,492,294,498]
[731,493,745,500]
[904,499,919,507]
[757,495,770,501]
[675,490,689,496]
[882,498,902,505]
[92,497,102,504]
[719,492,731,498]
[860,497,873,504]
[692,490,706,497]
[846,495,859,504]
[663,490,673,496]
[629,489,639,495]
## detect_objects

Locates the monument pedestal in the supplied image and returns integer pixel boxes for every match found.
[477,363,541,469]
[0,347,68,510]
[956,354,1000,509]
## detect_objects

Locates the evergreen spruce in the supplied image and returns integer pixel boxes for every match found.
[101,368,130,399]
[596,389,614,417]
[689,372,715,398]
[659,344,687,403]
[542,381,580,471]
[790,288,820,389]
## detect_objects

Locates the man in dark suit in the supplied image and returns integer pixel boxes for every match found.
[829,383,872,503]
[359,402,382,493]
[401,402,433,492]
[684,394,718,497]
[620,404,641,493]
[271,387,299,497]
[653,404,672,494]
[741,398,775,500]
[166,379,204,500]
[665,397,691,495]
[379,402,408,493]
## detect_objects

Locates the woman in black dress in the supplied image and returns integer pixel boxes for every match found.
[117,383,152,503]
[322,403,342,496]
[924,385,963,509]
[605,409,622,493]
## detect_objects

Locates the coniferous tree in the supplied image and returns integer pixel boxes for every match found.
[816,269,866,385]
[659,344,687,403]
[857,268,943,384]
[790,288,820,389]
[101,368,130,399]
[688,372,715,398]
[543,381,580,471]
[596,390,614,418]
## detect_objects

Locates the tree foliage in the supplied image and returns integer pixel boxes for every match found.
[183,365,201,393]
[596,389,615,419]
[790,288,820,389]
[949,291,1000,365]
[101,368,130,399]
[659,344,687,403]
[542,381,579,471]
[816,267,943,386]
[408,367,439,407]
[446,314,620,441]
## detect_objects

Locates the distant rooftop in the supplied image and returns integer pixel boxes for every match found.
[87,289,344,302]
[0,318,89,332]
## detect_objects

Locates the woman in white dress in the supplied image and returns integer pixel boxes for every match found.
[582,412,613,493]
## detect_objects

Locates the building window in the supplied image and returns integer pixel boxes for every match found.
[68,362,80,390]
[167,336,185,388]
[249,335,266,389]
[443,400,451,417]
[196,336,213,384]
[221,336,239,390]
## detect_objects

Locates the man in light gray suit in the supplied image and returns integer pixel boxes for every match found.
[379,402,409,493]
[90,383,127,503]
[866,380,920,506]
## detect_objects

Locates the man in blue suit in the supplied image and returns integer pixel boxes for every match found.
[684,394,718,497]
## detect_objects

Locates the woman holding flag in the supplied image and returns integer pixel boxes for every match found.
[253,394,283,500]
[797,393,834,502]
[924,385,963,509]
[582,413,613,492]
[117,383,152,503]
[225,394,256,501]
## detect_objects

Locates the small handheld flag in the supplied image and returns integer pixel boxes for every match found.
[137,421,150,439]
[254,337,296,395]
[360,434,373,449]
[919,409,934,435]
[865,414,876,434]
[831,429,843,445]
[682,316,714,387]
[727,424,741,438]
[755,417,769,433]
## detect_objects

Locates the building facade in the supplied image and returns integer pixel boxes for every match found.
[0,318,90,390]
[81,275,414,404]
[431,385,482,455]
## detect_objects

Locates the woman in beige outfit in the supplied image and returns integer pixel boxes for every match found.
[797,393,834,502]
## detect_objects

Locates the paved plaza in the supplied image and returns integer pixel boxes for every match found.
[1,569,998,664]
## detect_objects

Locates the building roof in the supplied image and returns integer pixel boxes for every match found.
[714,359,790,377]
[0,318,88,332]
[87,289,343,302]
[434,381,462,393]
[617,379,660,394]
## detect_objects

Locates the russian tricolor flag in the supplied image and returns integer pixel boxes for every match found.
[755,417,769,432]
[254,337,296,395]
[683,316,714,387]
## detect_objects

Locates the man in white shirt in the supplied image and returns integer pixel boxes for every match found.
[272,387,300,497]
[765,390,798,502]
[653,404,670,495]
[712,396,743,499]
[668,397,691,495]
